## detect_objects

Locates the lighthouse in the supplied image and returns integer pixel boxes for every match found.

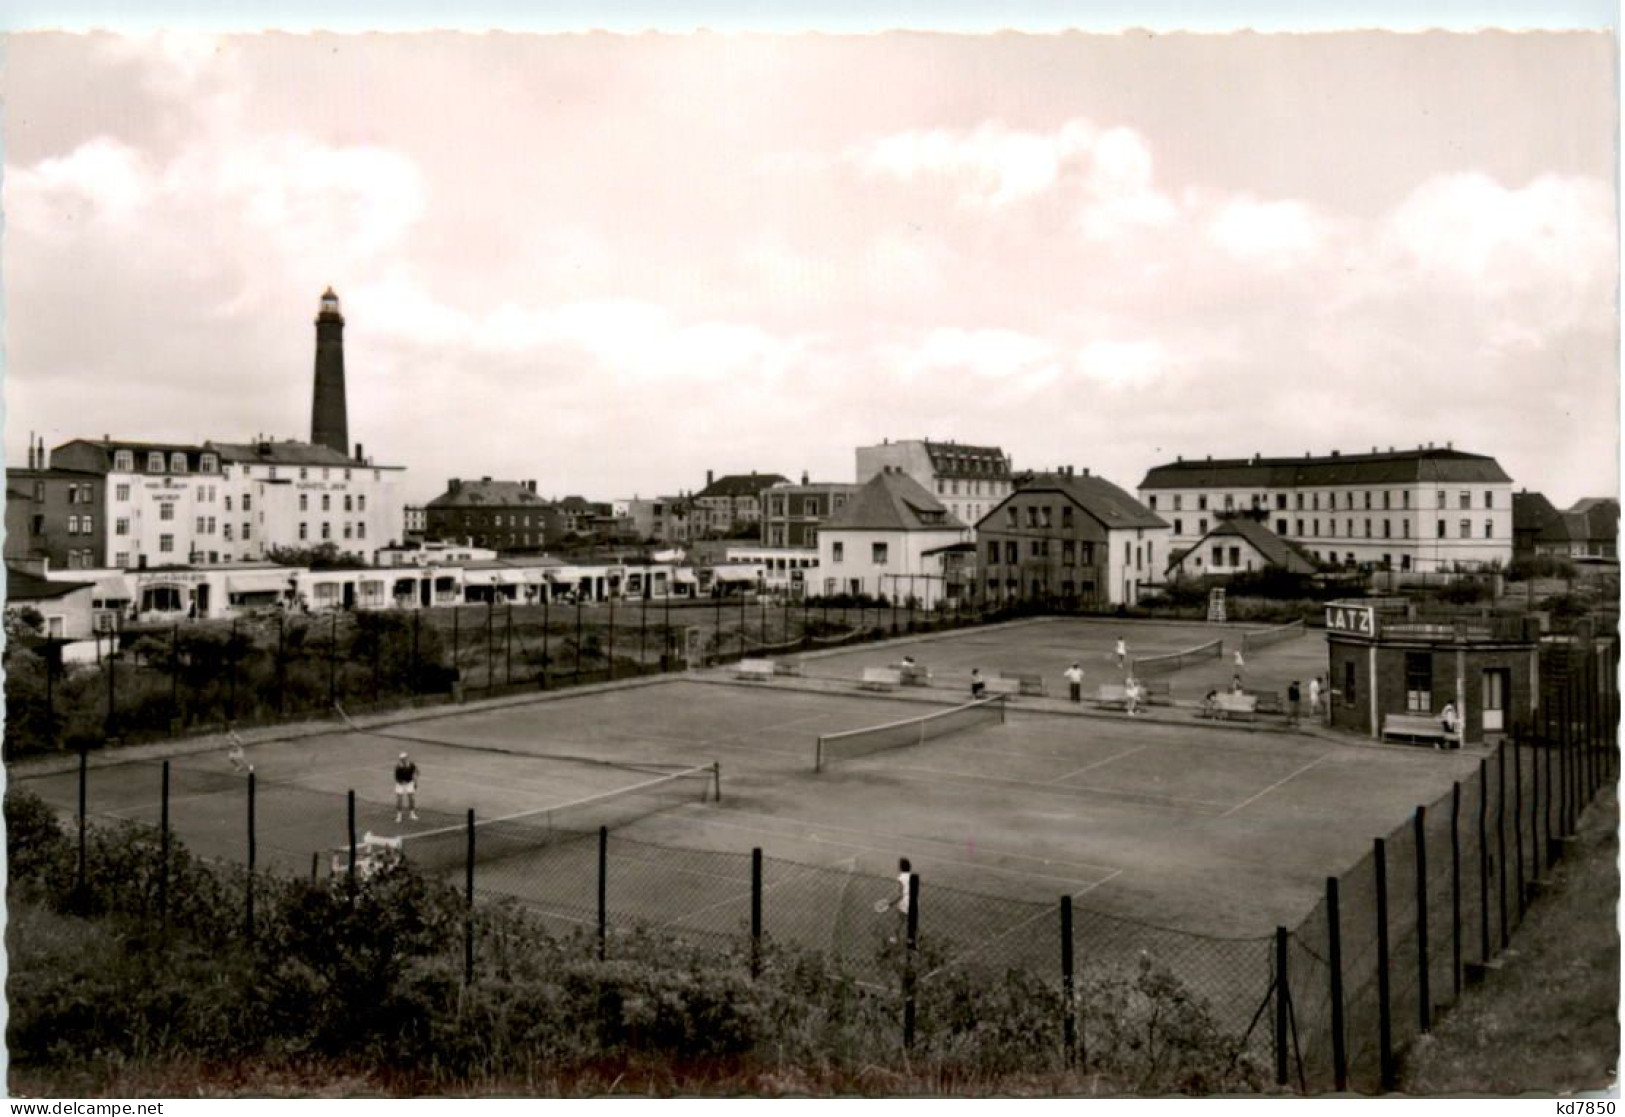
[310,287,349,457]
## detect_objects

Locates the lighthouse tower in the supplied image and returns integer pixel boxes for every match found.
[310,287,350,457]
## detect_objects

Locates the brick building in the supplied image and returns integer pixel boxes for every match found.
[425,478,550,552]
[693,470,789,537]
[759,477,860,548]
[6,438,106,570]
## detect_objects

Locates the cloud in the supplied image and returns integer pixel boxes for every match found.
[1073,339,1170,387]
[853,119,1098,207]
[1206,196,1331,267]
[6,138,155,233]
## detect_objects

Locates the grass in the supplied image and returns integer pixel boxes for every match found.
[1398,782,1619,1096]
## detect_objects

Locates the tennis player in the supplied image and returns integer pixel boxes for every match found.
[226,728,247,774]
[394,752,419,823]
[1114,637,1127,670]
[888,857,913,943]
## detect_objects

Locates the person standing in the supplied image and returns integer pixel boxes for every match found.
[226,727,247,774]
[890,857,913,943]
[970,668,986,699]
[1287,680,1302,727]
[1309,676,1323,719]
[1125,676,1143,717]
[394,751,419,823]
[1064,662,1084,703]
[1114,637,1127,671]
[1233,647,1246,675]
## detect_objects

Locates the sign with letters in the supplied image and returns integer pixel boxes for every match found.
[1325,603,1376,637]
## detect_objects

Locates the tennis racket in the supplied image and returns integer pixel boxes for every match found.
[873,898,893,913]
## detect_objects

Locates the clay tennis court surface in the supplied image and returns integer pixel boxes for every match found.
[17,618,1478,940]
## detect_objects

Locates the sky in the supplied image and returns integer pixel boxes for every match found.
[2,28,1617,509]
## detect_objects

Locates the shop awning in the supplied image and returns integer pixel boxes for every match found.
[226,571,292,595]
[713,567,761,584]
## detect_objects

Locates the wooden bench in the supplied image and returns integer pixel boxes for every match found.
[983,677,1022,699]
[773,660,802,677]
[1142,679,1172,706]
[861,667,902,693]
[1249,691,1284,716]
[734,658,775,682]
[1382,714,1461,748]
[1093,684,1130,711]
[1200,693,1258,722]
[1005,672,1046,697]
[896,663,933,687]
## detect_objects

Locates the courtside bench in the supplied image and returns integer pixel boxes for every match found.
[1382,714,1461,748]
[1250,691,1284,716]
[861,667,902,693]
[773,660,802,677]
[1142,679,1172,706]
[1199,693,1258,722]
[1006,672,1047,697]
[898,663,933,686]
[734,658,776,682]
[983,677,1022,699]
[1093,684,1129,711]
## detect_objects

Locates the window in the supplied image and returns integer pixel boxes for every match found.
[115,517,129,536]
[1229,546,1241,567]
[225,495,233,512]
[242,522,252,541]
[1405,652,1432,713]
[1459,519,1471,539]
[357,522,366,540]
[147,452,164,472]
[1296,519,1304,536]
[344,495,353,513]
[114,450,134,472]
[321,522,331,540]
[1148,495,1158,510]
[1276,493,1287,510]
[1030,540,1045,558]
[159,534,174,553]
[1026,506,1039,528]
[343,524,352,540]
[1174,518,1183,535]
[1313,518,1320,536]
[1437,520,1446,538]
[1403,491,1411,509]
[67,515,79,535]
[831,541,844,563]
[1296,493,1305,510]
[1198,519,1207,535]
[1364,491,1372,510]
[1198,495,1208,511]
[159,503,175,522]
[1223,494,1234,511]
[1063,539,1076,565]
[1382,492,1391,510]
[1484,491,1494,509]
[299,522,308,541]
[1347,519,1354,537]
[1459,491,1470,510]
[1437,490,1447,508]
[1484,520,1494,539]
[1403,518,1410,538]
[207,517,216,533]
[872,542,888,565]
[114,551,129,568]
[300,468,309,481]
[987,541,999,565]
[1277,519,1288,536]
[321,494,331,512]
[201,454,217,473]
[170,452,187,473]
[196,517,206,533]
[1005,540,1019,565]
[1041,506,1052,528]
[243,494,252,512]
[1173,495,1183,511]
[1312,493,1320,511]
[1212,545,1224,566]
[223,524,233,541]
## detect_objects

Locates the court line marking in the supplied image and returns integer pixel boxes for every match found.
[1053,745,1147,782]
[1220,752,1336,819]
[865,761,1236,812]
[692,809,1120,887]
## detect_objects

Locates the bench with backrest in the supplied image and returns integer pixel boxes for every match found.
[734,658,776,682]
[1248,691,1284,716]
[1005,672,1046,697]
[1093,684,1130,711]
[983,677,1022,699]
[1382,713,1461,748]
[861,667,902,693]
[773,660,802,677]
[1141,679,1172,705]
[896,663,933,686]
[1202,693,1258,722]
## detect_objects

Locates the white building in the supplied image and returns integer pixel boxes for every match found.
[724,544,820,597]
[816,468,971,606]
[855,438,1013,529]
[49,439,227,569]
[1138,445,1515,573]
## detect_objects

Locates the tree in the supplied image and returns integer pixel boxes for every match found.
[265,543,366,571]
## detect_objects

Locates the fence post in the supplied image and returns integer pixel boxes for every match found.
[411,610,420,693]
[640,597,648,676]
[1513,730,1526,920]
[328,612,338,709]
[1496,742,1509,950]
[1275,926,1289,1088]
[486,598,495,690]
[1375,837,1394,1092]
[105,636,118,740]
[347,789,357,894]
[738,592,746,661]
[1061,895,1077,1069]
[1450,782,1462,999]
[159,760,171,929]
[506,603,514,685]
[1544,729,1556,868]
[311,851,319,883]
[1326,877,1347,1093]
[576,596,585,678]
[465,809,476,986]
[903,873,920,1050]
[598,825,609,961]
[1477,758,1490,964]
[173,624,183,726]
[246,769,256,941]
[751,847,763,980]
[1413,807,1430,1033]
[77,745,89,911]
[608,593,617,681]
[542,595,551,688]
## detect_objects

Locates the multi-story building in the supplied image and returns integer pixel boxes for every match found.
[5,439,107,570]
[759,478,861,548]
[815,468,970,606]
[1138,445,1514,573]
[1557,498,1619,560]
[48,438,226,569]
[403,504,427,541]
[693,470,790,537]
[977,466,1168,607]
[854,438,1013,528]
[1166,516,1318,579]
[208,438,406,564]
[425,478,550,552]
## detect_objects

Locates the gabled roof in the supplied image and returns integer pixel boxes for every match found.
[822,471,966,532]
[6,566,94,601]
[209,440,398,469]
[1191,517,1319,574]
[1140,448,1512,490]
[1513,491,1568,540]
[998,471,1167,531]
[427,480,550,509]
[696,473,790,499]
[1565,498,1619,543]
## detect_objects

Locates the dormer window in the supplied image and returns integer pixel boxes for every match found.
[147,452,164,473]
[199,454,217,474]
[114,450,134,472]
[170,452,188,473]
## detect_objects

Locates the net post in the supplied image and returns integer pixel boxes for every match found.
[465,808,476,986]
[1496,741,1509,950]
[1060,895,1076,1069]
[1326,876,1346,1092]
[1450,781,1462,1000]
[1274,926,1289,1088]
[750,847,763,980]
[903,872,920,1050]
[1375,836,1394,1093]
[76,744,88,912]
[1413,805,1429,1033]
[712,762,722,803]
[159,760,170,929]
[814,737,824,774]
[597,824,609,961]
[246,769,257,942]
[311,851,319,884]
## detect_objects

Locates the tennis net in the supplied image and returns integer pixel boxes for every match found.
[1240,619,1307,652]
[1131,638,1224,677]
[391,763,721,873]
[815,697,1006,772]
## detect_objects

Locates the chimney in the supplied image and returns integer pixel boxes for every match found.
[482,476,492,483]
[706,469,714,487]
[1331,450,1340,457]
[354,442,364,462]
[801,470,809,486]
[449,478,462,494]
[1446,441,1452,450]
[1082,467,1090,477]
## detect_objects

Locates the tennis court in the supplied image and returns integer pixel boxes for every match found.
[17,666,1477,943]
[793,615,1332,701]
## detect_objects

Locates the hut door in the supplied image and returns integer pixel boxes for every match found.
[1482,668,1509,733]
